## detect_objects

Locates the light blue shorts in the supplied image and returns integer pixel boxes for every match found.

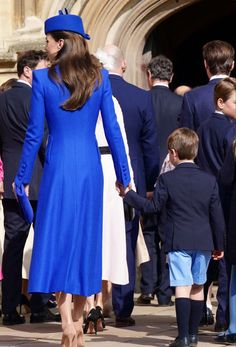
[168,250,211,286]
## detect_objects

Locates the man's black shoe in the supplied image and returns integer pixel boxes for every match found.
[2,310,25,325]
[169,336,190,347]
[199,307,214,326]
[136,294,153,304]
[214,322,228,332]
[30,307,61,323]
[158,300,174,307]
[115,316,135,327]
[215,333,236,344]
[189,334,198,347]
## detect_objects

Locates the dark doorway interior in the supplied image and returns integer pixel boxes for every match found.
[144,0,236,90]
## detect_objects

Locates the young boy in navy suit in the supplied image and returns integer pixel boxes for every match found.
[121,128,225,347]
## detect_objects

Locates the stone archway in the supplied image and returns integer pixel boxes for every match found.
[0,0,202,85]
[78,0,200,87]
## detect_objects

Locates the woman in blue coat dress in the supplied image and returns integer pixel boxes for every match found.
[14,10,130,347]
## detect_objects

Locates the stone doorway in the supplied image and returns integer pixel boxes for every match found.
[144,0,236,90]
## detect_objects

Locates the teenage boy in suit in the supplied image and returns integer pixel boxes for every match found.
[179,41,234,329]
[180,40,234,131]
[121,128,225,347]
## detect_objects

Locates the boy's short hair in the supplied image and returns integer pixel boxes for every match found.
[147,55,173,82]
[167,128,199,160]
[202,40,235,75]
[214,77,236,106]
[17,50,48,77]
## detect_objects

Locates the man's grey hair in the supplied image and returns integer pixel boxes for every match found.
[96,45,124,72]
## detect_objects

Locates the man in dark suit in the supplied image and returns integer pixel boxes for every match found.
[136,55,182,306]
[180,40,235,130]
[180,40,235,331]
[0,50,60,325]
[147,55,182,166]
[97,45,159,327]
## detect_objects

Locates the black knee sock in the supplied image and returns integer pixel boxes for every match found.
[175,298,191,338]
[189,300,204,335]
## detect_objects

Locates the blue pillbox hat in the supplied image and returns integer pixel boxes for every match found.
[44,9,90,40]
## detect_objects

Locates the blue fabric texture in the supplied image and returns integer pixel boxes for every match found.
[15,183,34,224]
[168,250,211,286]
[15,68,130,296]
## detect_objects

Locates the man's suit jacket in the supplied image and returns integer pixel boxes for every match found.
[180,78,222,130]
[150,85,182,166]
[0,81,45,200]
[109,74,159,196]
[124,162,225,253]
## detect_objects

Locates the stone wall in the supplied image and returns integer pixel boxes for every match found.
[0,0,199,87]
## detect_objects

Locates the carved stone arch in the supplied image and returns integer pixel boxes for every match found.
[77,0,200,87]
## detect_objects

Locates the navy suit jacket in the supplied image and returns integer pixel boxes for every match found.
[180,78,222,130]
[109,74,159,196]
[150,85,182,165]
[0,81,46,199]
[124,162,225,253]
[196,112,236,178]
[220,146,236,264]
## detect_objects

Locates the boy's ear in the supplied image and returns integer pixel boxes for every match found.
[169,148,177,157]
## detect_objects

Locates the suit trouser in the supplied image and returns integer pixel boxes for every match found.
[140,229,160,295]
[154,240,173,304]
[1,199,50,314]
[204,257,230,326]
[112,215,139,318]
[140,229,172,303]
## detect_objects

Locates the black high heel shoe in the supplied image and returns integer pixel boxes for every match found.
[47,294,57,309]
[95,306,105,331]
[83,308,99,334]
[19,294,31,314]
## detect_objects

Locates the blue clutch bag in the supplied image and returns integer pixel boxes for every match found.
[15,184,34,224]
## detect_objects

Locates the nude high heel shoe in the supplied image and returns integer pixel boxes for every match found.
[61,323,77,347]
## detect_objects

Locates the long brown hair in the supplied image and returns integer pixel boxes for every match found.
[48,31,102,110]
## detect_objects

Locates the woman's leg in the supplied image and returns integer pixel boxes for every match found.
[73,295,86,346]
[102,280,112,317]
[56,292,76,347]
[94,291,106,331]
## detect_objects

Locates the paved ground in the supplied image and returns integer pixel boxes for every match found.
[0,294,228,347]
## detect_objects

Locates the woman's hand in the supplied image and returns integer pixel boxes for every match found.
[116,181,132,197]
[12,182,29,200]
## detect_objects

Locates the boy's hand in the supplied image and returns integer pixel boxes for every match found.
[212,250,224,260]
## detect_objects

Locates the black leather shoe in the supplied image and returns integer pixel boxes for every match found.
[189,334,198,346]
[47,294,57,309]
[215,333,236,344]
[214,322,228,332]
[199,307,214,326]
[2,310,25,325]
[136,294,153,304]
[115,316,135,327]
[30,307,61,323]
[169,336,190,347]
[158,300,174,307]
